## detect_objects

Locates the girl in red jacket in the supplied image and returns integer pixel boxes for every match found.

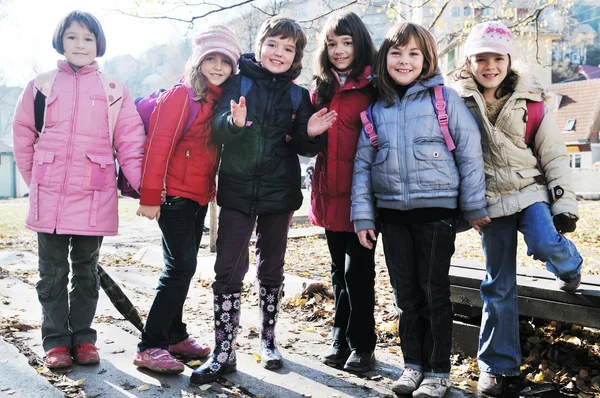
[134,25,242,374]
[309,11,378,372]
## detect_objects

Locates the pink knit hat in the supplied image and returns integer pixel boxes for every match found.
[192,25,242,74]
[464,21,515,58]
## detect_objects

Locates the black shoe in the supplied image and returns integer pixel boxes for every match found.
[322,343,351,367]
[557,273,581,292]
[343,349,375,372]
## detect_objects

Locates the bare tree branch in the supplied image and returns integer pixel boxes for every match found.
[298,0,359,26]
[428,0,451,31]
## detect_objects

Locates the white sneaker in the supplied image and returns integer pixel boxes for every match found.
[392,367,424,394]
[412,377,450,398]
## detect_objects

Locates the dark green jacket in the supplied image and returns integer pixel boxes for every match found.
[212,53,321,216]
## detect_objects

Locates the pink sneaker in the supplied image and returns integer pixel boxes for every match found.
[45,346,72,369]
[133,348,184,373]
[72,343,100,365]
[168,337,211,359]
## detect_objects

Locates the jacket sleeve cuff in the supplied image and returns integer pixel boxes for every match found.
[354,220,375,233]
[462,208,488,221]
[139,188,163,206]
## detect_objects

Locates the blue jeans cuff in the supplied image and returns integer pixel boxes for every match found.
[405,363,423,372]
[424,372,450,378]
[478,362,520,377]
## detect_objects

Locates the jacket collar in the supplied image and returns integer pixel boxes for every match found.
[401,69,444,98]
[57,60,99,76]
[334,65,373,92]
[206,82,224,104]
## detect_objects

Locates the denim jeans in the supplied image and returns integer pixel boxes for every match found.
[478,202,582,376]
[212,208,292,294]
[325,230,377,351]
[138,197,208,351]
[37,233,103,352]
[381,218,456,376]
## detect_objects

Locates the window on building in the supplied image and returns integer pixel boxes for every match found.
[448,49,456,69]
[482,8,491,16]
[452,7,460,17]
[564,119,576,131]
[464,7,472,16]
[569,153,582,168]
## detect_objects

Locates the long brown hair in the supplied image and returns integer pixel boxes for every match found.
[375,22,438,107]
[311,11,376,104]
[453,56,519,99]
[184,59,212,103]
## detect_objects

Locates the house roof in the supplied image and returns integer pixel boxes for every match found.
[578,65,600,79]
[548,79,600,143]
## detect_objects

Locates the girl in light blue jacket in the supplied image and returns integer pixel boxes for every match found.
[351,22,488,398]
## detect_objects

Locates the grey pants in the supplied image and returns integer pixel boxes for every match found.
[212,208,293,293]
[37,233,102,352]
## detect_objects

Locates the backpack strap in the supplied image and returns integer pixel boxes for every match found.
[33,70,59,136]
[431,85,456,151]
[182,86,202,136]
[360,104,379,147]
[98,72,123,143]
[289,83,302,120]
[525,100,546,184]
[241,75,253,97]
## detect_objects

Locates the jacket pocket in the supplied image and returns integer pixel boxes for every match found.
[413,139,457,188]
[84,153,115,191]
[31,149,55,186]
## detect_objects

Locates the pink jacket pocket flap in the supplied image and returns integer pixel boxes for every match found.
[86,153,114,169]
[33,150,55,164]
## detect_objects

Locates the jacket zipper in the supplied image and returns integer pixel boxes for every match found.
[56,72,80,226]
[182,149,190,184]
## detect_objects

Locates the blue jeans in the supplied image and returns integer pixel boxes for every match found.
[138,197,207,351]
[381,218,456,376]
[37,233,103,352]
[478,202,582,376]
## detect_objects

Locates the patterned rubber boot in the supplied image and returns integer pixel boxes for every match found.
[190,292,241,384]
[259,285,284,369]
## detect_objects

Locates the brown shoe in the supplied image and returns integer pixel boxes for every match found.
[477,372,504,396]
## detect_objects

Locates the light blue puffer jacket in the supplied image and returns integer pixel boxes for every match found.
[351,72,488,232]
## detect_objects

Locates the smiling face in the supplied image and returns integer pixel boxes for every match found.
[62,21,97,71]
[469,52,509,99]
[259,35,296,75]
[200,53,233,86]
[386,37,424,86]
[326,34,354,73]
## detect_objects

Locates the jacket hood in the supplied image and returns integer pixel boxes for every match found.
[239,52,302,81]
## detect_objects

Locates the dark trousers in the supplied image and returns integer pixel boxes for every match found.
[139,197,207,351]
[212,207,293,293]
[37,233,103,352]
[325,230,377,351]
[380,218,456,376]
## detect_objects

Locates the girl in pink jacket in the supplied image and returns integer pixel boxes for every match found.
[12,11,145,369]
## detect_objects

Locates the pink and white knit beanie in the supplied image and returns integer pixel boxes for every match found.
[464,21,515,58]
[192,25,242,74]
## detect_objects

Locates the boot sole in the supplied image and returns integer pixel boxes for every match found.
[190,363,237,384]
[343,363,375,373]
[262,359,283,370]
[133,359,184,374]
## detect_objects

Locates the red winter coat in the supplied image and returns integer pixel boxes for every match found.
[139,84,222,206]
[309,67,374,232]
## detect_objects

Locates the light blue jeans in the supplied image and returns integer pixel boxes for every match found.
[478,202,582,376]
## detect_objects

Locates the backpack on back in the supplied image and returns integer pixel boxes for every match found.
[117,84,202,199]
[359,85,545,232]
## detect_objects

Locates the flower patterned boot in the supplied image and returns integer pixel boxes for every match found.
[190,292,241,384]
[259,284,284,369]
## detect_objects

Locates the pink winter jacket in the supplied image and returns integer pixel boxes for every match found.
[12,61,145,236]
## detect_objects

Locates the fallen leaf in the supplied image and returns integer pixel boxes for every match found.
[252,353,261,362]
[137,384,149,391]
[75,378,86,386]
[187,360,202,367]
[199,384,212,391]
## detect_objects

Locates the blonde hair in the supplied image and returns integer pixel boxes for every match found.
[183,59,212,103]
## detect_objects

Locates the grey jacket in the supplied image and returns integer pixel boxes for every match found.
[351,73,488,232]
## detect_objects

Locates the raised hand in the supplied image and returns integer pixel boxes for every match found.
[307,108,337,138]
[231,96,247,128]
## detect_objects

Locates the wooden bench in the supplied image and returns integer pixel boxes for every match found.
[449,259,600,355]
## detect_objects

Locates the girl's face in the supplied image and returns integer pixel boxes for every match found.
[200,53,233,86]
[62,22,97,71]
[326,33,354,73]
[469,53,509,95]
[386,37,423,86]
[260,35,296,75]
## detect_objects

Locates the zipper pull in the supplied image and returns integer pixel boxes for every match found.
[186,150,190,158]
[91,95,95,106]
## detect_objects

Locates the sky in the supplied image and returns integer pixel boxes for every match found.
[0,0,235,87]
